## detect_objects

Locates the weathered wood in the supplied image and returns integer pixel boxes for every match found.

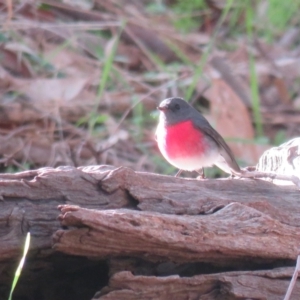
[0,165,130,260]
[1,165,300,299]
[100,167,300,226]
[0,165,299,262]
[257,137,300,173]
[93,269,300,300]
[53,204,300,263]
[256,137,300,186]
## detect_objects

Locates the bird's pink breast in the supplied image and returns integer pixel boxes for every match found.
[160,120,206,159]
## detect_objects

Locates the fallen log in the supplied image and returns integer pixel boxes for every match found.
[0,165,299,299]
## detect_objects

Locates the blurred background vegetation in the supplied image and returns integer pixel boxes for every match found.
[0,0,300,177]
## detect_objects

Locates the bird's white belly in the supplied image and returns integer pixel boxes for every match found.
[162,150,219,171]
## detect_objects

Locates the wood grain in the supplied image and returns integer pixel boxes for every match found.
[0,165,299,299]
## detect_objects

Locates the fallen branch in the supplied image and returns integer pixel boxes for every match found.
[53,203,300,263]
[94,268,300,300]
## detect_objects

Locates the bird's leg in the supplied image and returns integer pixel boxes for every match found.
[228,171,240,179]
[196,168,205,179]
[175,169,183,177]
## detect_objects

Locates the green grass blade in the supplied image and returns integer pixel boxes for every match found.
[88,20,126,134]
[246,6,263,137]
[8,232,31,300]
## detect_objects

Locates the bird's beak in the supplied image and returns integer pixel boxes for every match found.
[157,104,167,111]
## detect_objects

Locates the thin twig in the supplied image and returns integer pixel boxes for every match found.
[1,21,121,31]
[114,73,189,132]
[283,254,300,300]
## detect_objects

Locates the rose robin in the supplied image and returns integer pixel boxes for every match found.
[156,97,241,177]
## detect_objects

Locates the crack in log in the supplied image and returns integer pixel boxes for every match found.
[53,203,300,263]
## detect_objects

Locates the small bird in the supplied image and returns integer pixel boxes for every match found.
[156,97,241,177]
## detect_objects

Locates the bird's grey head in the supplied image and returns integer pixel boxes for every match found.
[157,97,194,125]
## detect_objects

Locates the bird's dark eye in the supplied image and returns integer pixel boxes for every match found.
[174,104,180,110]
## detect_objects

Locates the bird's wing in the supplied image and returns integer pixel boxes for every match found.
[196,123,241,174]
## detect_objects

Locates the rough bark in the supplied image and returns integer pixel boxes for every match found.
[0,165,130,261]
[94,269,300,300]
[0,165,300,299]
[100,167,300,226]
[53,204,300,263]
[1,165,300,261]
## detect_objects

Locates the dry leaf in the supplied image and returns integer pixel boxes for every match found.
[43,44,100,80]
[14,78,89,103]
[0,47,33,78]
[204,76,268,164]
